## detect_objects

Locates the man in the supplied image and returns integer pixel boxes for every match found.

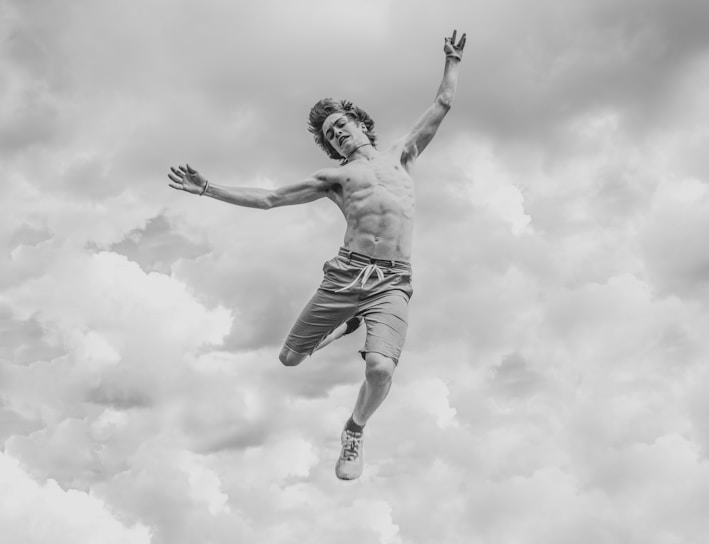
[168,30,465,480]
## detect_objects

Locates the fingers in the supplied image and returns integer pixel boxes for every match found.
[447,29,466,50]
[168,165,186,189]
[167,163,197,191]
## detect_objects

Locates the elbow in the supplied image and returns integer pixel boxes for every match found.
[436,94,453,111]
[261,193,277,210]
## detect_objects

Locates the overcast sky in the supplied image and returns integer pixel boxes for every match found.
[2,0,709,542]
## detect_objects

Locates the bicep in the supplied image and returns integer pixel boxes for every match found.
[269,172,335,208]
[401,100,450,164]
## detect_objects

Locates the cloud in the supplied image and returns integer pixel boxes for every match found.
[639,177,709,298]
[0,452,151,544]
[3,0,709,543]
[108,214,211,274]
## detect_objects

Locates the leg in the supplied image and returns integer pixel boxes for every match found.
[336,352,396,481]
[352,352,396,425]
[281,286,358,364]
[279,345,307,367]
[335,264,413,480]
[351,289,408,422]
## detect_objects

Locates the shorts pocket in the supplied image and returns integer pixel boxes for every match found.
[321,257,351,291]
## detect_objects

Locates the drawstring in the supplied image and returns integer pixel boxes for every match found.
[335,263,385,292]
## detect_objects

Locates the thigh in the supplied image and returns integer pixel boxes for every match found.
[283,288,358,356]
[360,290,411,365]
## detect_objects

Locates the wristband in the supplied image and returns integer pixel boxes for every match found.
[199,179,210,196]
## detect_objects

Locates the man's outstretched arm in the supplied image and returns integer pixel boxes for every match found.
[400,30,466,166]
[167,164,336,209]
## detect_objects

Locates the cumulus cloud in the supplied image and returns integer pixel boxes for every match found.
[0,452,150,544]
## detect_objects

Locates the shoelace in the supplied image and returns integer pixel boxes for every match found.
[341,430,363,461]
[335,263,385,292]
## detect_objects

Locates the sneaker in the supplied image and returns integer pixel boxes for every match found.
[335,428,364,480]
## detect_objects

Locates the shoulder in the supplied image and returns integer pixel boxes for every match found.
[305,167,344,194]
[312,166,345,184]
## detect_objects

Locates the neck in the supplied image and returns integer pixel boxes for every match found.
[345,143,375,162]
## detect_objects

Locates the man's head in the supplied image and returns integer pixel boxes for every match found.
[308,98,377,161]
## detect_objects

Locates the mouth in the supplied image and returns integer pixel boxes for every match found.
[338,135,348,146]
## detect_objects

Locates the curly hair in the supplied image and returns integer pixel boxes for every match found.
[307,98,377,161]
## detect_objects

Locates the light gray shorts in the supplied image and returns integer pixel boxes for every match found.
[283,247,413,364]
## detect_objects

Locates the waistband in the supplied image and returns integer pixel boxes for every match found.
[337,247,412,272]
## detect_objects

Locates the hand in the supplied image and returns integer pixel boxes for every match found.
[444,29,466,61]
[167,164,208,195]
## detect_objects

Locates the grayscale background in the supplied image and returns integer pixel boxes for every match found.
[2,0,709,542]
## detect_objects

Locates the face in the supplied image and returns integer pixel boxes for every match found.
[322,113,369,158]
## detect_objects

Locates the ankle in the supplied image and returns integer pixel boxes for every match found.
[345,415,365,434]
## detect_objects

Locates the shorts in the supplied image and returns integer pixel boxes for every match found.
[283,247,413,364]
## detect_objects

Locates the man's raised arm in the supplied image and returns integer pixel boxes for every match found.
[167,164,336,209]
[400,30,466,166]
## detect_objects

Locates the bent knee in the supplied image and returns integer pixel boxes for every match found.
[365,352,396,384]
[279,346,307,367]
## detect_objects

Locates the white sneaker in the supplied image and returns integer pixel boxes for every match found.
[335,428,364,480]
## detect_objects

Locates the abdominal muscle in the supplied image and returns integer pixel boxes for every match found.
[338,157,415,261]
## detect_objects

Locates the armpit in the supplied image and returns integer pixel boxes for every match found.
[400,141,418,168]
[386,138,415,167]
[327,184,345,211]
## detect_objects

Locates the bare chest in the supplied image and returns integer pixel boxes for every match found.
[341,158,414,205]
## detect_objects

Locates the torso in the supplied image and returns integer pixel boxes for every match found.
[327,146,415,261]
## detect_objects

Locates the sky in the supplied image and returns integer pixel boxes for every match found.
[2,0,709,542]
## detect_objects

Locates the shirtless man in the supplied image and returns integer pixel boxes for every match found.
[168,31,465,480]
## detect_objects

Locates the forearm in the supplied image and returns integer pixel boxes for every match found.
[435,56,462,109]
[203,183,273,209]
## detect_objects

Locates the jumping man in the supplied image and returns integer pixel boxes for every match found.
[168,30,466,480]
